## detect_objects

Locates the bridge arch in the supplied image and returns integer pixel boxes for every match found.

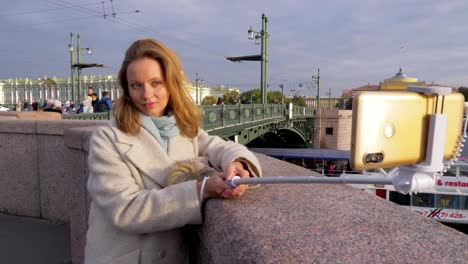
[244,127,309,148]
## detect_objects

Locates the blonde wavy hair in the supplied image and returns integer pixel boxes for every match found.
[114,39,201,137]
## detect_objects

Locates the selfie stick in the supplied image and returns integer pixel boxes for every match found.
[226,175,393,188]
[226,86,463,194]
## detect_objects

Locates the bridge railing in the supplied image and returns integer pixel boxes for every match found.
[291,104,315,117]
[202,104,287,130]
[61,104,313,130]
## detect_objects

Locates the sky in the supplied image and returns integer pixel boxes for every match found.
[1,0,467,97]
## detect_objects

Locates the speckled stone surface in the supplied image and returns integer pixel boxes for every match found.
[36,119,106,135]
[66,147,89,264]
[38,122,104,221]
[198,154,468,263]
[0,120,105,221]
[64,126,96,264]
[37,134,69,221]
[0,133,40,217]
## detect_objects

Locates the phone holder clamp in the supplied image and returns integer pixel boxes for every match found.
[390,86,450,194]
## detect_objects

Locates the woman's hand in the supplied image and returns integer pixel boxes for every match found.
[197,161,250,202]
[197,174,230,201]
[222,161,250,198]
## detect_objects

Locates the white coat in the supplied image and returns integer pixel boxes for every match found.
[84,120,261,264]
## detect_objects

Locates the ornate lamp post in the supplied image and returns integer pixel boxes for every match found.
[311,68,320,109]
[227,14,269,104]
[69,33,103,102]
[195,72,203,104]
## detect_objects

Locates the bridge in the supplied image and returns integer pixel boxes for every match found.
[63,103,315,148]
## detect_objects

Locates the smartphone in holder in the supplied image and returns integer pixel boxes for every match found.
[350,91,464,170]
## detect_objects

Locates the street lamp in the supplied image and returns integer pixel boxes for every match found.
[69,32,103,103]
[227,14,269,104]
[250,92,256,104]
[247,26,261,45]
[76,34,92,101]
[195,72,203,104]
[69,33,75,102]
[279,84,284,104]
[325,88,332,109]
[248,14,268,104]
[311,68,320,109]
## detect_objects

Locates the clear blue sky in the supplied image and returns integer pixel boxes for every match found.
[1,0,467,96]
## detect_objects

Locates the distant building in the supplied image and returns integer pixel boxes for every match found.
[314,109,352,150]
[285,95,342,110]
[346,84,380,95]
[0,75,120,105]
[0,75,237,105]
[187,83,240,104]
[343,67,440,97]
[379,68,426,91]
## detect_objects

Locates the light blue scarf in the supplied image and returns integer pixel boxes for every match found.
[141,114,180,153]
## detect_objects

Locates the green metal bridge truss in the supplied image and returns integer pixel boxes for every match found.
[63,104,314,147]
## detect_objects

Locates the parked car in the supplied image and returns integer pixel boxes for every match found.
[0,106,10,111]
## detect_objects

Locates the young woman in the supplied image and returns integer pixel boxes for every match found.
[84,39,262,264]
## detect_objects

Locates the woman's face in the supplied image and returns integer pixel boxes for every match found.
[127,57,170,117]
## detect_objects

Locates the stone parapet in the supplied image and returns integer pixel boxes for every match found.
[0,111,62,120]
[63,126,468,264]
[64,126,96,264]
[198,154,467,263]
[0,119,105,221]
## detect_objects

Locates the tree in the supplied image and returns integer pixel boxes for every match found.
[291,95,306,107]
[240,89,261,104]
[332,97,353,109]
[239,89,285,104]
[222,90,240,104]
[201,95,216,105]
[267,91,283,104]
[457,87,468,101]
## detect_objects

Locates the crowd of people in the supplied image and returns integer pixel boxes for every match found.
[15,87,113,114]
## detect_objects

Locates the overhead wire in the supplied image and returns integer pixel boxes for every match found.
[47,0,232,59]
[0,1,100,17]
[0,15,101,33]
[3,0,258,86]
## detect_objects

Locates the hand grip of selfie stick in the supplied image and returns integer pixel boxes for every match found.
[225,176,241,188]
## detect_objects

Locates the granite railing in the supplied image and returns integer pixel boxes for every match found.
[0,120,467,264]
[0,119,105,220]
[64,126,467,264]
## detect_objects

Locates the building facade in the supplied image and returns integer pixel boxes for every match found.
[304,96,342,109]
[0,75,238,105]
[346,68,428,97]
[313,109,352,150]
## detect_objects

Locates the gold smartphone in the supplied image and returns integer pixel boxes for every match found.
[350,91,464,170]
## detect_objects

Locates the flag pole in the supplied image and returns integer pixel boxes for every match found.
[400,42,405,70]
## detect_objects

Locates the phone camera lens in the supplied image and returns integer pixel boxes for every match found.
[365,153,383,164]
[377,153,383,161]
